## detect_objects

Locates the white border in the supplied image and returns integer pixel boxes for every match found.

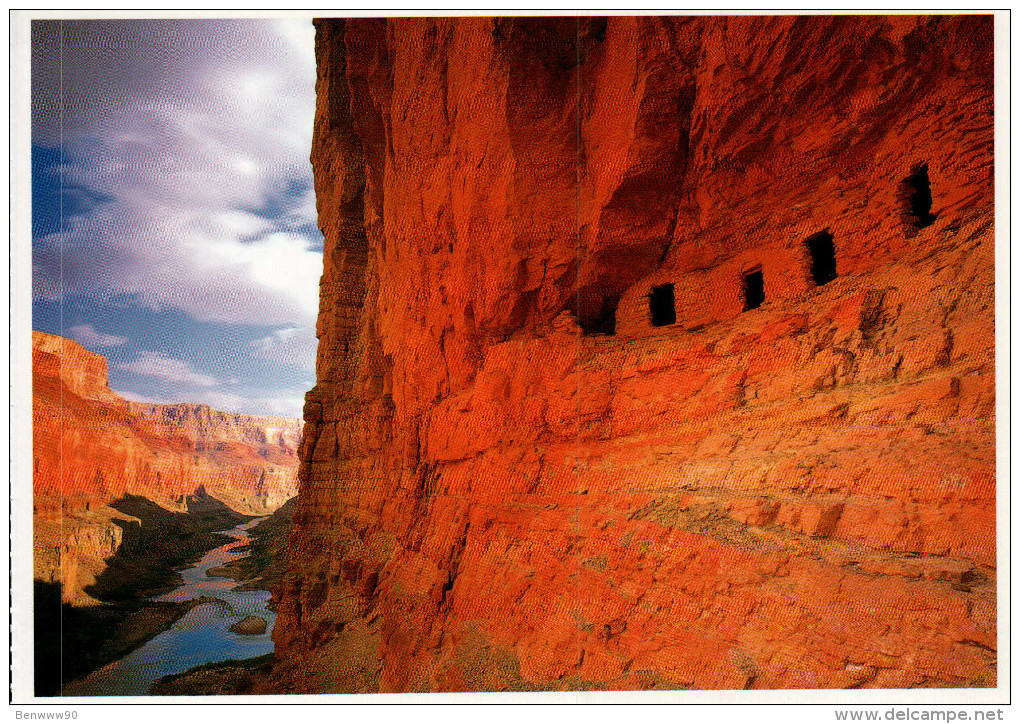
[11,7,36,709]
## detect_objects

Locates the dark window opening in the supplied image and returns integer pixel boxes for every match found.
[805,230,838,286]
[743,269,764,311]
[904,162,937,232]
[649,283,676,327]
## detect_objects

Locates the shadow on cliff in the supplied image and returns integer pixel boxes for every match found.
[86,488,252,602]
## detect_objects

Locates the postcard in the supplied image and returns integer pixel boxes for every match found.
[8,10,1009,720]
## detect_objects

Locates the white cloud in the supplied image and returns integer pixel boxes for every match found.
[251,325,317,373]
[199,232,323,323]
[118,350,219,388]
[32,18,324,327]
[273,18,317,69]
[66,323,127,348]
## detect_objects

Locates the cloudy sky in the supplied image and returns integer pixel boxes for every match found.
[31,18,322,418]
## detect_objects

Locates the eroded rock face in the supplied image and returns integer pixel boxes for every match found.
[32,331,302,603]
[274,16,995,691]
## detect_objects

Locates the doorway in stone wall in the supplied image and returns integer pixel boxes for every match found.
[903,162,937,234]
[805,231,837,286]
[649,283,676,327]
[742,268,764,311]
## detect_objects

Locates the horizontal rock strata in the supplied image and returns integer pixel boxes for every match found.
[32,331,302,603]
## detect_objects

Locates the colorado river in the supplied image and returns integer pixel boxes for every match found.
[64,518,275,696]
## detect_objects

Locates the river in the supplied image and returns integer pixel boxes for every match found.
[64,518,276,696]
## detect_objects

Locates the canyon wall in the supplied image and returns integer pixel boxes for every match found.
[273,16,995,691]
[32,331,302,603]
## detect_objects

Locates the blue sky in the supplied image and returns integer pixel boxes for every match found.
[31,19,323,418]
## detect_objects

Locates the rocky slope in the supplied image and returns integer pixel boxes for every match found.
[273,16,995,691]
[32,331,301,604]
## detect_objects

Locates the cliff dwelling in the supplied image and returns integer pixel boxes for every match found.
[649,283,676,327]
[805,231,838,286]
[742,268,765,311]
[273,14,995,694]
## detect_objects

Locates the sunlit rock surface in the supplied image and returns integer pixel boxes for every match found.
[272,16,994,691]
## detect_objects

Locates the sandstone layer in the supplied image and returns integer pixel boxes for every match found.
[32,331,302,603]
[274,16,995,691]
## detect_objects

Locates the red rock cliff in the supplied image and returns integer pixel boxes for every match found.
[33,331,302,602]
[274,16,995,691]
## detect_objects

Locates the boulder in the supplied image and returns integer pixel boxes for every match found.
[228,616,267,636]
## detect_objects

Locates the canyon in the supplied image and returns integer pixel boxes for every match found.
[32,331,302,695]
[270,15,996,692]
[32,330,301,605]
